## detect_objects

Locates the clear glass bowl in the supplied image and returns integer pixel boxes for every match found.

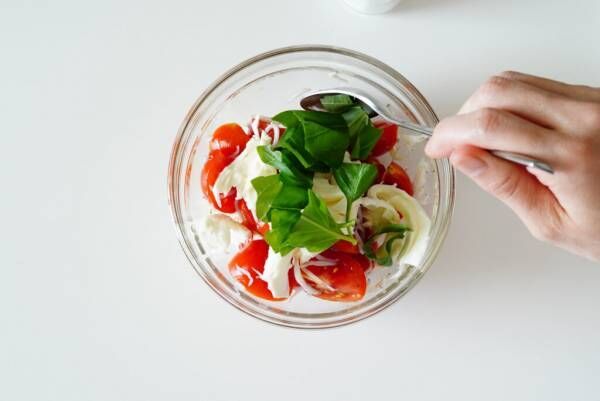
[168,45,454,328]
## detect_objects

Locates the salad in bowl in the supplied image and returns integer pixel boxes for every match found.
[168,46,454,328]
[201,96,431,302]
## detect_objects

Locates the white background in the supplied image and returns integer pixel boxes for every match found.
[2,1,600,400]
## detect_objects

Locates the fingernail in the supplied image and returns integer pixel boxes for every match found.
[452,154,487,176]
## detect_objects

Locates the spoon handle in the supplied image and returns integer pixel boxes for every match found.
[395,121,554,174]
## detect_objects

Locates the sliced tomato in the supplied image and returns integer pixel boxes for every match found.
[330,240,359,254]
[304,250,367,302]
[354,254,372,271]
[229,240,294,301]
[367,157,386,184]
[210,123,251,158]
[383,161,414,196]
[236,199,270,235]
[371,122,398,157]
[201,149,237,213]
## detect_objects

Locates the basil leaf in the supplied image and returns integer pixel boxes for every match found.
[273,110,347,131]
[320,94,354,113]
[342,106,382,160]
[251,175,282,222]
[363,224,411,266]
[271,183,308,211]
[252,174,309,223]
[342,106,369,139]
[276,124,316,169]
[302,120,349,168]
[265,209,300,255]
[284,190,356,252]
[354,124,382,159]
[256,145,313,187]
[333,162,378,218]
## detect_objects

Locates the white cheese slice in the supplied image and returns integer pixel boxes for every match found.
[212,135,276,219]
[199,214,251,254]
[262,249,293,298]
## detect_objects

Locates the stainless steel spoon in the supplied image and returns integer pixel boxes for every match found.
[300,88,554,174]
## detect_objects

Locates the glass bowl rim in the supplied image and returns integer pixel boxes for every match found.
[168,44,455,329]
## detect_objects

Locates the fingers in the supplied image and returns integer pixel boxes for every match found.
[449,146,564,243]
[497,71,600,103]
[425,108,558,160]
[459,75,589,130]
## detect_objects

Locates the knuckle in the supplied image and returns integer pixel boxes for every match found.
[565,132,597,162]
[581,102,600,129]
[479,76,512,98]
[474,108,503,136]
[497,70,521,80]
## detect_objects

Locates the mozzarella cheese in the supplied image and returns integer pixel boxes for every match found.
[212,135,276,219]
[262,249,293,298]
[199,214,251,254]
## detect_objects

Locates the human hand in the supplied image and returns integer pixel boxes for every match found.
[425,71,600,261]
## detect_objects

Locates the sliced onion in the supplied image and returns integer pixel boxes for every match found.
[300,265,335,292]
[250,114,260,138]
[314,254,337,265]
[293,258,320,295]
[302,260,336,267]
[268,124,281,146]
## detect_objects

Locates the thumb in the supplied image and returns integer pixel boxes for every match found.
[450,145,563,241]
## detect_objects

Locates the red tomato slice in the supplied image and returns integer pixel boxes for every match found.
[330,240,359,254]
[236,199,270,235]
[371,122,398,157]
[383,161,414,196]
[367,157,386,184]
[228,240,294,301]
[201,150,237,213]
[210,123,251,158]
[304,250,367,302]
[353,254,372,271]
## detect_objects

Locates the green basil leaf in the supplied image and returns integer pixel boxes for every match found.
[276,124,316,169]
[353,123,382,159]
[273,110,347,131]
[252,175,309,222]
[320,94,355,113]
[256,145,313,187]
[333,162,378,218]
[284,190,356,252]
[302,120,349,168]
[271,183,309,211]
[342,106,369,139]
[251,175,282,222]
[265,209,300,255]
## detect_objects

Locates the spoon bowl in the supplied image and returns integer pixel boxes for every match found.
[300,87,554,174]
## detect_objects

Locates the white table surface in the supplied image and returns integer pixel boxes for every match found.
[2,1,600,400]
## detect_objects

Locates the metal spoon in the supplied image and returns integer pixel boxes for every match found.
[300,88,554,174]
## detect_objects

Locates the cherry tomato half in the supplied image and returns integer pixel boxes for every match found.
[383,161,414,196]
[304,250,367,302]
[371,122,398,157]
[201,149,237,213]
[228,240,294,301]
[330,240,359,254]
[210,123,251,158]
